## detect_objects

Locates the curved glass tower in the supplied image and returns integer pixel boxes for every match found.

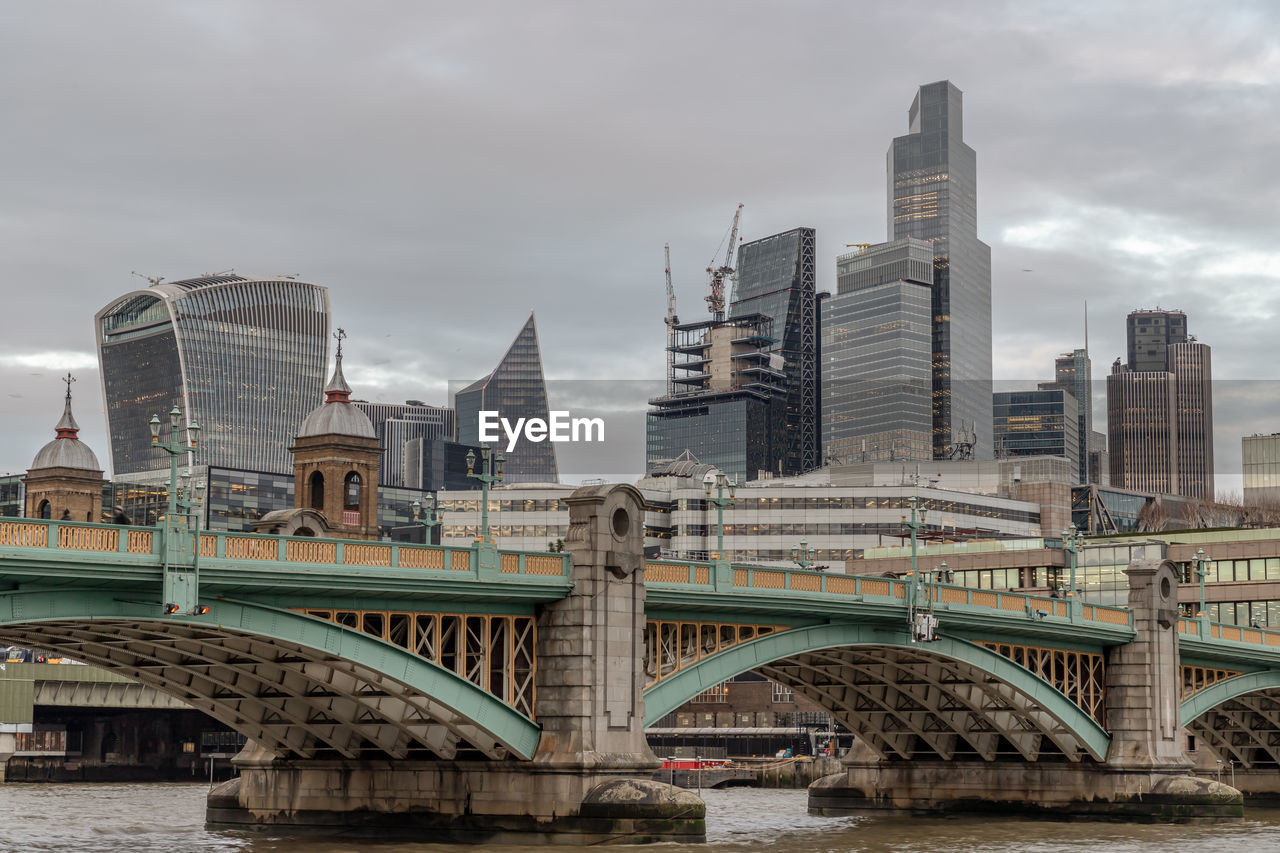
[95,275,330,475]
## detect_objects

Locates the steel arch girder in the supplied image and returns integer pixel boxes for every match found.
[0,590,541,759]
[641,621,1111,761]
[1181,671,1280,728]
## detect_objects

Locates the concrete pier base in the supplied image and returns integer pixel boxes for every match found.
[809,761,1242,821]
[207,752,703,843]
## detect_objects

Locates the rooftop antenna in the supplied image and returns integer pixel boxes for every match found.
[1084,298,1089,357]
[131,271,164,287]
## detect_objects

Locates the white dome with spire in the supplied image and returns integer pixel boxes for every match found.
[30,381,101,471]
[297,336,375,439]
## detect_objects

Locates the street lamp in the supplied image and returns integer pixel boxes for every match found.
[901,495,927,579]
[702,470,735,561]
[791,538,816,570]
[1192,547,1211,619]
[1061,523,1082,599]
[150,405,200,616]
[466,445,503,543]
[411,495,442,545]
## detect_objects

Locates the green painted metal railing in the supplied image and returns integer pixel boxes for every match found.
[644,558,1134,628]
[0,518,571,582]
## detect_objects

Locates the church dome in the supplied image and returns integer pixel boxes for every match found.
[30,382,101,471]
[296,341,375,439]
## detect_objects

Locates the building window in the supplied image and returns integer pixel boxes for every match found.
[344,472,362,509]
[771,682,795,703]
[692,683,728,703]
[308,471,324,510]
[38,500,51,519]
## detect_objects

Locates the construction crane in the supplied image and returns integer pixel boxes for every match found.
[663,244,679,396]
[845,242,872,253]
[663,244,678,328]
[705,203,743,321]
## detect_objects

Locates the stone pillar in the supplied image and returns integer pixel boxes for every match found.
[534,483,655,768]
[0,731,14,783]
[1104,554,1188,770]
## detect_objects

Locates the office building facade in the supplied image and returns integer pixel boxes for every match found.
[646,314,787,484]
[1127,310,1187,372]
[730,228,820,474]
[1244,434,1280,506]
[1170,341,1214,499]
[453,313,558,484]
[888,81,993,459]
[993,389,1079,475]
[95,275,329,476]
[1107,362,1178,494]
[821,239,933,463]
[353,401,455,487]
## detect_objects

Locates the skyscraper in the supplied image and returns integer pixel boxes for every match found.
[1039,349,1092,484]
[888,81,993,459]
[730,228,819,474]
[453,313,558,484]
[821,238,933,463]
[1170,341,1214,498]
[1127,310,1187,372]
[1107,361,1177,494]
[646,313,787,484]
[1107,310,1213,498]
[95,275,330,476]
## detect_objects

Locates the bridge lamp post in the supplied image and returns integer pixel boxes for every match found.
[1061,523,1082,599]
[466,446,504,544]
[411,495,442,545]
[791,538,816,571]
[1192,547,1211,620]
[150,406,200,616]
[901,495,927,578]
[702,471,735,562]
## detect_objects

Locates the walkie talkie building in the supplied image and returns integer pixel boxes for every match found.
[94,275,330,476]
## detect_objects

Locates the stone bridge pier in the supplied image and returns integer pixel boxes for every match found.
[811,555,1243,820]
[208,484,703,843]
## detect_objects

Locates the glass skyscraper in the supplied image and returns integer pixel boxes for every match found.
[822,239,934,463]
[888,81,993,459]
[453,313,558,484]
[730,228,819,474]
[94,275,330,476]
[1039,349,1092,484]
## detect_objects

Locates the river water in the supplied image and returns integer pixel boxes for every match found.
[3,784,1280,852]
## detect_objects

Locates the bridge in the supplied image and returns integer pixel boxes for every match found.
[0,483,1270,839]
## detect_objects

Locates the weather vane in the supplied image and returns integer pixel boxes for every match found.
[63,372,75,398]
[334,327,346,359]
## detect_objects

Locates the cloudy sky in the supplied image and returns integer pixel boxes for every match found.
[2,1,1277,491]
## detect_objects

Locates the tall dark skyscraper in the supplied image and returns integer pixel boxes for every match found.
[94,275,330,476]
[454,313,559,484]
[888,81,993,459]
[730,228,819,474]
[1108,309,1213,498]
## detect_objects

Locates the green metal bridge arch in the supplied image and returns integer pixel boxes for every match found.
[0,590,542,761]
[1181,671,1280,769]
[643,622,1111,762]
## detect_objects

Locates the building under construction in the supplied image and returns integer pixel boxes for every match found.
[646,313,788,484]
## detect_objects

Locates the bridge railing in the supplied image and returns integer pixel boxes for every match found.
[645,559,1133,628]
[1178,615,1280,649]
[0,518,571,582]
